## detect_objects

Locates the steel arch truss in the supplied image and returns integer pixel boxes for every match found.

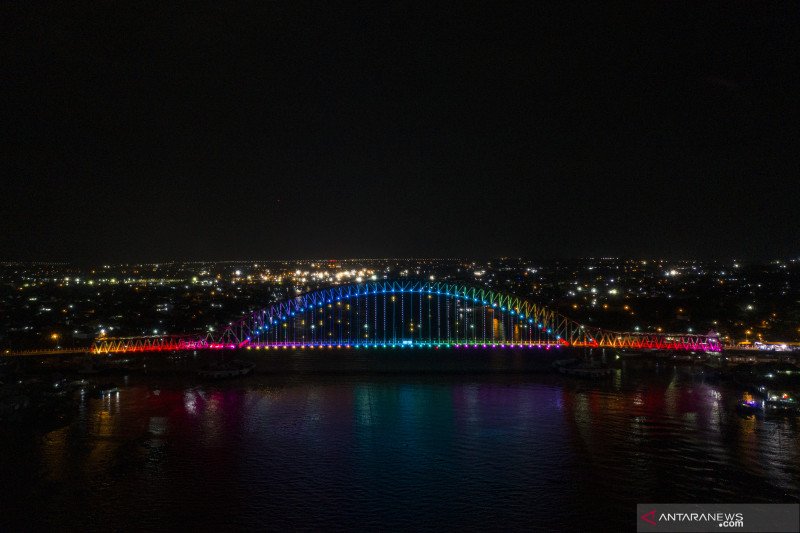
[91,281,722,354]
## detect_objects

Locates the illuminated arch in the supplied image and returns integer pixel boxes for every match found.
[91,280,722,353]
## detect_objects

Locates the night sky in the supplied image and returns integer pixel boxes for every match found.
[3,3,798,262]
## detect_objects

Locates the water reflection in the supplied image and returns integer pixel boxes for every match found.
[1,361,798,531]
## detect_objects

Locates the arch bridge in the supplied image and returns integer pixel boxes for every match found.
[91,280,722,354]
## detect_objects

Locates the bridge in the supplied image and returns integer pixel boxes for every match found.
[89,280,722,354]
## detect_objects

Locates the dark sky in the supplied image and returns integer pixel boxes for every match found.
[2,3,798,262]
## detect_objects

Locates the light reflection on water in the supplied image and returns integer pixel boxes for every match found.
[1,355,798,531]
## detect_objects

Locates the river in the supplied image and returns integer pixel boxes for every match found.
[1,351,798,531]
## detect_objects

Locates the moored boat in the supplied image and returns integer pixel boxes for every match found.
[764,394,799,416]
[558,362,612,378]
[198,360,255,379]
[735,399,762,416]
[97,383,119,396]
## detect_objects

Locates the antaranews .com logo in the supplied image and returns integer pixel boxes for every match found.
[641,509,743,528]
[636,503,798,533]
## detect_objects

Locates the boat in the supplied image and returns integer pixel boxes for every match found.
[764,394,799,416]
[97,383,119,396]
[735,399,762,416]
[552,358,579,369]
[559,366,613,378]
[197,360,255,379]
[558,360,613,378]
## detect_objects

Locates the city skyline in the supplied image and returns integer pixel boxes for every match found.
[3,256,798,352]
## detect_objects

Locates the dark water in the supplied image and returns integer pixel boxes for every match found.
[2,351,799,532]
